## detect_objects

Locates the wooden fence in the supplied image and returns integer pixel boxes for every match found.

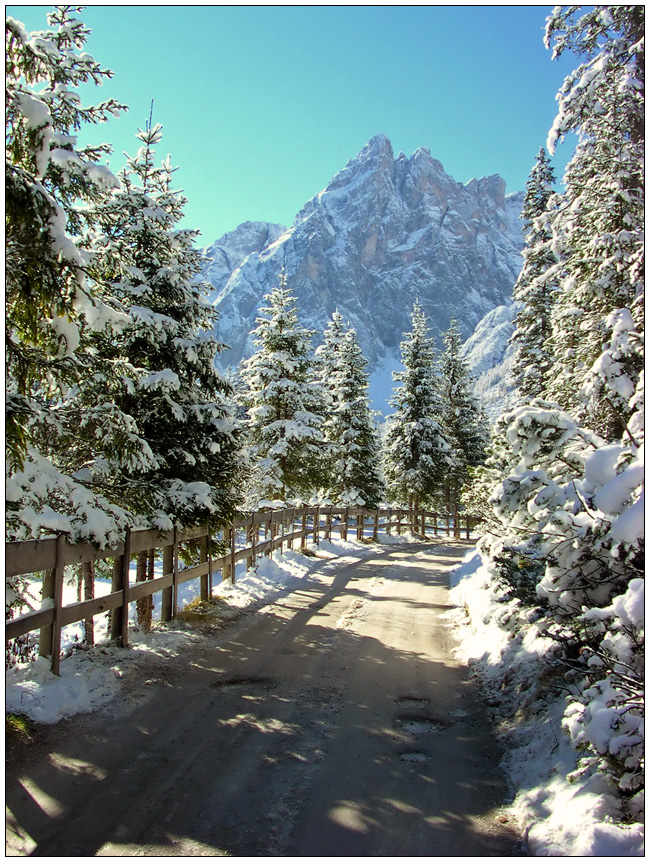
[5,505,476,674]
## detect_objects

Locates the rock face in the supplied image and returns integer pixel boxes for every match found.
[200,134,524,370]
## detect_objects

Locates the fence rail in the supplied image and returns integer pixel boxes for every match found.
[5,505,476,674]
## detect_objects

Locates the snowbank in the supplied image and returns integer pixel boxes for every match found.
[448,549,644,857]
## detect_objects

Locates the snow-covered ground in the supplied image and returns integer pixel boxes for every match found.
[448,549,644,857]
[6,535,643,856]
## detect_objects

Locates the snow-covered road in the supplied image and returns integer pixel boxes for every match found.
[6,540,520,856]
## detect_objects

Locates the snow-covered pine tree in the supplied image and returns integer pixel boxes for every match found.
[322,325,385,508]
[241,275,324,505]
[382,301,450,510]
[84,123,243,531]
[437,318,489,480]
[511,148,558,399]
[310,309,347,487]
[476,393,644,811]
[314,309,347,397]
[5,7,143,551]
[544,5,644,440]
[473,5,644,819]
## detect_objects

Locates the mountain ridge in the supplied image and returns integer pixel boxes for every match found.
[199,134,525,397]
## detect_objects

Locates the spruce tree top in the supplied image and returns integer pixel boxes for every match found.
[83,123,242,530]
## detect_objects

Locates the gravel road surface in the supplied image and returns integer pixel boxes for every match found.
[6,540,522,856]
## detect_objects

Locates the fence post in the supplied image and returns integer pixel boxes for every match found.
[326,506,332,541]
[343,507,348,541]
[111,555,122,641]
[387,507,392,535]
[466,514,471,540]
[110,530,131,645]
[314,506,320,545]
[207,531,214,597]
[121,527,132,645]
[161,541,174,621]
[357,509,363,540]
[172,526,179,618]
[301,509,307,550]
[373,509,379,540]
[135,550,149,630]
[39,535,65,674]
[50,537,65,674]
[230,524,236,584]
[245,517,253,571]
[200,533,209,601]
[433,511,438,535]
[222,526,232,580]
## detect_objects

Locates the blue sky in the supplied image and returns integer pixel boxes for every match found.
[8,5,578,243]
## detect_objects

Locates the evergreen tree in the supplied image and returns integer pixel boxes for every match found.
[241,275,324,504]
[511,148,558,399]
[382,301,450,509]
[84,123,243,530]
[473,6,644,815]
[438,319,489,474]
[544,6,644,439]
[437,319,489,514]
[311,309,346,486]
[314,310,347,402]
[322,325,385,508]
[5,6,142,547]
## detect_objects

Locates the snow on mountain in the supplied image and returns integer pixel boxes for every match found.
[200,221,287,321]
[461,303,521,422]
[462,303,516,378]
[199,134,525,398]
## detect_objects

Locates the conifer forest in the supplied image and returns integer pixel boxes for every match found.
[5,5,644,856]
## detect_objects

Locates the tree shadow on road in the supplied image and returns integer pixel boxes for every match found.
[6,541,523,857]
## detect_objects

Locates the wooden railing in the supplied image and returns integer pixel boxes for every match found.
[5,506,476,674]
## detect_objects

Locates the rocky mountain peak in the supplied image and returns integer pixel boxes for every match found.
[199,135,525,398]
[201,221,286,304]
[465,174,507,207]
[360,132,394,158]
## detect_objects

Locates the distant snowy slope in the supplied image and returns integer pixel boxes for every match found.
[462,302,516,377]
[461,303,520,422]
